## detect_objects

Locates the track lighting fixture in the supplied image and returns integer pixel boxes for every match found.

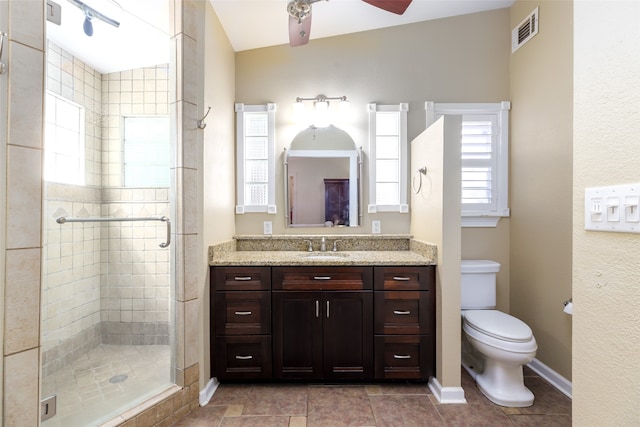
[67,0,120,37]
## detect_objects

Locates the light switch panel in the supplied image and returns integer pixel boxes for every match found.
[586,183,640,233]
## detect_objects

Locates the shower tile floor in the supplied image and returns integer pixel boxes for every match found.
[42,344,172,427]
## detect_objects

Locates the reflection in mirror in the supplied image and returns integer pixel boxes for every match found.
[285,125,361,228]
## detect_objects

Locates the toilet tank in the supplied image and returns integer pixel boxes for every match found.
[461,260,501,309]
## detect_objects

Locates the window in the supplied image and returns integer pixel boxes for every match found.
[235,103,277,214]
[426,101,511,227]
[123,116,170,187]
[44,92,85,185]
[367,103,409,213]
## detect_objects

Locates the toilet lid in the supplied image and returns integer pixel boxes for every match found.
[464,310,533,343]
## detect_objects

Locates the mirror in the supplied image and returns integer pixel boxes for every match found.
[285,125,361,227]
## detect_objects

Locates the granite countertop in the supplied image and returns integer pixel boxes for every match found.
[209,250,435,266]
[208,235,437,266]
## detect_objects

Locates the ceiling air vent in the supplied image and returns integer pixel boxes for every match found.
[512,7,539,53]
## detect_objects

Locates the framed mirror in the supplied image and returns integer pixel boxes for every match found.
[284,125,362,228]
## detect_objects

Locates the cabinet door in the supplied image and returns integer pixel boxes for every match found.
[215,291,271,335]
[323,291,373,380]
[374,335,433,380]
[374,291,430,335]
[215,335,272,380]
[272,291,323,379]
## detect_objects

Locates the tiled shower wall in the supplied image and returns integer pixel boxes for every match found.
[42,41,104,376]
[99,187,170,345]
[42,41,171,376]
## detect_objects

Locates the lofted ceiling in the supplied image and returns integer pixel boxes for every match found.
[210,0,516,52]
[46,0,514,74]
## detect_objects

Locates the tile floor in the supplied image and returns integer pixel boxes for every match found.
[172,367,571,427]
[42,344,172,427]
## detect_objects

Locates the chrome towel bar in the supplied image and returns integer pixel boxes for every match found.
[56,216,171,248]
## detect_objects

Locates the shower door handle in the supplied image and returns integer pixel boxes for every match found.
[159,216,171,248]
[0,31,7,75]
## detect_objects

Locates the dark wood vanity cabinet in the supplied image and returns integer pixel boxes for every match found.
[212,267,272,380]
[373,266,435,380]
[211,264,434,382]
[272,266,373,380]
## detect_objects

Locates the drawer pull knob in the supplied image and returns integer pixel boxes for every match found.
[234,276,252,281]
[393,310,411,315]
[394,354,411,359]
[392,276,411,281]
[234,311,252,316]
[313,276,332,280]
[235,355,253,360]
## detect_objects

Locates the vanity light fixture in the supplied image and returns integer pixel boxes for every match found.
[293,95,349,111]
[292,95,349,127]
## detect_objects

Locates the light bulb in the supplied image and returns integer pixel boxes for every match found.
[314,100,328,112]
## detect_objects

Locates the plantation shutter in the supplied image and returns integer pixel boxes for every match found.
[460,114,498,211]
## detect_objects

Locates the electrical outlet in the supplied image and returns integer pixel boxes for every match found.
[263,221,272,235]
[372,220,381,234]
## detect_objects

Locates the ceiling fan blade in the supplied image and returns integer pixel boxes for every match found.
[362,0,413,15]
[289,14,312,47]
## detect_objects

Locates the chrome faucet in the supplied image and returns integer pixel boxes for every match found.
[320,236,327,252]
[332,240,343,252]
[303,239,313,252]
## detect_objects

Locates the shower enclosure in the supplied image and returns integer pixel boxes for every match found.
[41,2,174,424]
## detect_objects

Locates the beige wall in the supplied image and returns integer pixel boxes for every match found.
[234,9,511,236]
[573,1,640,423]
[200,1,236,385]
[509,0,574,381]
[411,116,462,390]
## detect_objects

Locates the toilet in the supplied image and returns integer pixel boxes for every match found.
[461,260,537,407]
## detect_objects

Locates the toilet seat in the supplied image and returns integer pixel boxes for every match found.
[463,310,532,343]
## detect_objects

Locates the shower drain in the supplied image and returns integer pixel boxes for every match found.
[109,374,128,384]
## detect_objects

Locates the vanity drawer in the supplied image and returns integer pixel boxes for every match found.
[273,266,373,290]
[374,266,434,291]
[215,335,272,380]
[215,291,271,335]
[374,335,433,380]
[213,266,271,291]
[374,291,431,335]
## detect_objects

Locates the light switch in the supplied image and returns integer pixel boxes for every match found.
[590,197,603,221]
[586,183,640,233]
[606,196,620,222]
[625,195,640,222]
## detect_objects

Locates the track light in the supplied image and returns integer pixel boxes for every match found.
[67,0,120,37]
[83,9,94,36]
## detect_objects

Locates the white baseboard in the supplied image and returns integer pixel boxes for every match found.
[428,376,467,404]
[527,358,572,399]
[199,377,219,406]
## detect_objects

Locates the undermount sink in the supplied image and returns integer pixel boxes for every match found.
[300,252,349,260]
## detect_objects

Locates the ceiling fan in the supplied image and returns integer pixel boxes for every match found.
[287,0,413,47]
